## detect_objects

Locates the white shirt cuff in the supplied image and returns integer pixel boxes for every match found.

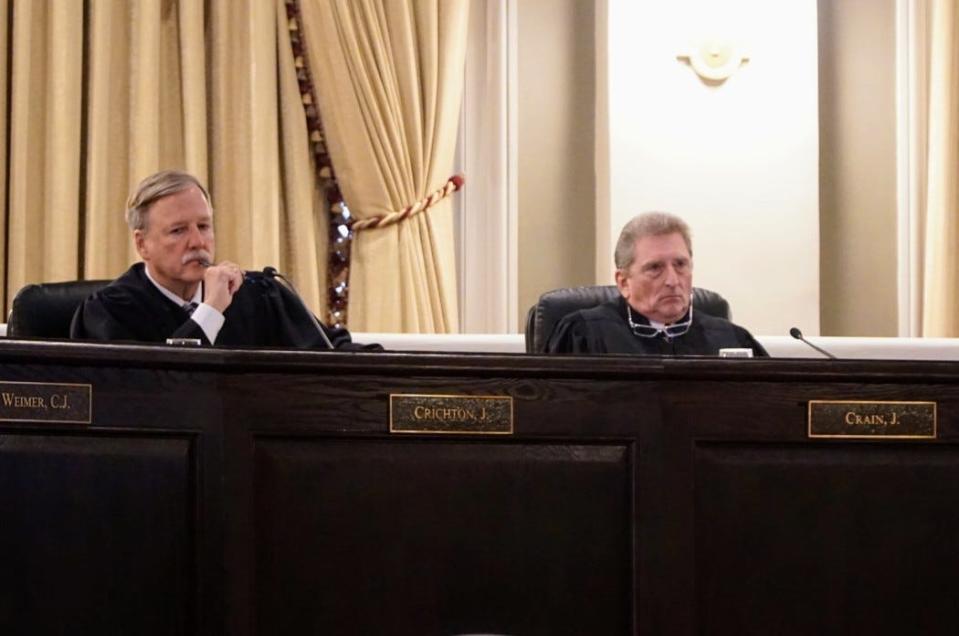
[191,303,225,344]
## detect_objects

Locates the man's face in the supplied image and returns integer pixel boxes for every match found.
[615,232,692,324]
[134,186,215,296]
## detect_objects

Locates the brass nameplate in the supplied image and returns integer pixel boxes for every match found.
[808,400,936,439]
[390,394,513,435]
[0,381,92,424]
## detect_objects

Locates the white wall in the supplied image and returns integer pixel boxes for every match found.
[353,332,959,361]
[601,0,821,336]
[820,0,898,336]
[517,0,596,331]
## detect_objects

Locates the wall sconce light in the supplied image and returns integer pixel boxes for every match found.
[678,40,749,82]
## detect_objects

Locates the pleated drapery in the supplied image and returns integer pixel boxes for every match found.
[0,0,328,317]
[921,0,959,336]
[298,0,468,333]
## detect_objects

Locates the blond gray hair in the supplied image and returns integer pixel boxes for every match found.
[614,211,692,270]
[126,170,211,231]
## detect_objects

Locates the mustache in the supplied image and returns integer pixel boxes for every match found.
[182,250,213,267]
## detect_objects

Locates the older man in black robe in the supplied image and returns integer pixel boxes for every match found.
[71,170,372,350]
[547,212,766,356]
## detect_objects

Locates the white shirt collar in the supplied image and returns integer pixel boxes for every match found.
[143,263,203,307]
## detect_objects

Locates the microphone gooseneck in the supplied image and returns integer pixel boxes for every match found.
[789,327,836,359]
[199,262,334,349]
[268,267,335,350]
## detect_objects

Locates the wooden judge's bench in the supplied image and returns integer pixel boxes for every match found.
[0,339,956,635]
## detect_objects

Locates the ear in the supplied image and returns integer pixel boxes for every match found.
[614,269,630,298]
[134,229,149,260]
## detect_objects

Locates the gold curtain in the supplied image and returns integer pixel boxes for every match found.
[921,0,959,335]
[0,0,328,317]
[298,0,468,333]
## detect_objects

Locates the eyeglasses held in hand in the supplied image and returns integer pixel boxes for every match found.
[627,303,693,340]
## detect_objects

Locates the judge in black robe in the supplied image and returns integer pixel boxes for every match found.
[70,262,374,350]
[546,295,767,356]
[547,210,767,358]
[72,169,377,351]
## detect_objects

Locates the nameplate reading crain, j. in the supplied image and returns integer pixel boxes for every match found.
[0,381,92,425]
[390,394,513,435]
[808,400,936,439]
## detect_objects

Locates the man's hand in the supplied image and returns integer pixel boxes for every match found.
[203,261,244,313]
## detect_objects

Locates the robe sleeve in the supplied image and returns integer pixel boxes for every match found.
[742,329,769,357]
[545,312,602,354]
[70,290,208,344]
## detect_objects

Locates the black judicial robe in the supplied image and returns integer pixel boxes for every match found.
[546,296,768,357]
[70,263,376,350]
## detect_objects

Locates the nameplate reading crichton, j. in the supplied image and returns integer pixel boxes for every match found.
[390,394,513,435]
[0,382,92,425]
[808,400,936,439]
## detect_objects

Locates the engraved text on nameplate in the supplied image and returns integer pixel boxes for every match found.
[390,394,513,434]
[0,382,92,424]
[808,400,936,439]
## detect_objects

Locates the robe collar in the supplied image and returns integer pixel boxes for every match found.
[143,263,203,308]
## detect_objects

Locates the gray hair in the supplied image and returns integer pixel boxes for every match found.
[126,170,211,231]
[613,211,693,270]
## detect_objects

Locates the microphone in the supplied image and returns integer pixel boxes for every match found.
[789,327,836,359]
[196,259,274,285]
[199,261,334,350]
[264,266,336,350]
[243,267,275,284]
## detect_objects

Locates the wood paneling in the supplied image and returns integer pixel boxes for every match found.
[0,341,958,634]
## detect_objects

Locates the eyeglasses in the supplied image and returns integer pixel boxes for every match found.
[627,303,693,340]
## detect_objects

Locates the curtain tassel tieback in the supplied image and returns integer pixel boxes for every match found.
[350,174,465,232]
